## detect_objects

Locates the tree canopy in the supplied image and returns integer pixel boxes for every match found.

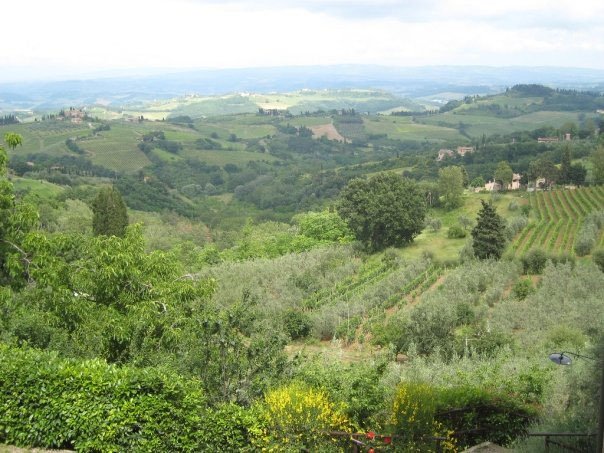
[438,166,464,209]
[337,173,426,250]
[494,161,513,189]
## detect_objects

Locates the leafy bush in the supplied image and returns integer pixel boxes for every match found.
[574,211,604,256]
[389,382,456,452]
[505,216,528,241]
[521,249,548,274]
[508,200,519,211]
[426,217,442,232]
[447,225,466,239]
[575,229,596,256]
[296,210,353,243]
[388,382,537,450]
[549,252,576,268]
[513,278,535,300]
[251,383,352,451]
[592,248,604,272]
[282,309,312,340]
[0,345,254,452]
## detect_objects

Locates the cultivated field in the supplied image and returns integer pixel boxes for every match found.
[363,116,464,141]
[511,187,604,256]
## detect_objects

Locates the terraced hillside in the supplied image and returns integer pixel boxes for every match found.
[511,187,604,256]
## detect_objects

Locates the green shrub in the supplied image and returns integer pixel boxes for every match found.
[505,216,528,241]
[0,345,254,452]
[334,315,362,343]
[575,230,596,256]
[508,200,519,211]
[426,218,442,232]
[296,210,353,243]
[251,382,352,451]
[513,278,534,300]
[282,309,312,340]
[520,204,531,217]
[574,211,604,256]
[521,249,548,274]
[447,224,467,239]
[388,382,536,450]
[550,252,576,268]
[593,248,604,272]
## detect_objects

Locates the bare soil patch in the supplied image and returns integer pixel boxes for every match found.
[310,123,349,143]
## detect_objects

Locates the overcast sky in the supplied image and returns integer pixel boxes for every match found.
[2,0,604,82]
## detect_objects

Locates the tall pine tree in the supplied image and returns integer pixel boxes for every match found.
[471,200,506,260]
[92,187,129,237]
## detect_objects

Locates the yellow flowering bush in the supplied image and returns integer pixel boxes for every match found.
[251,382,353,451]
[389,382,457,452]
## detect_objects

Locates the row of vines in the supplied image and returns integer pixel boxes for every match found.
[511,186,604,256]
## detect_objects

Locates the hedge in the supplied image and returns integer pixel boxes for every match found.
[0,345,254,452]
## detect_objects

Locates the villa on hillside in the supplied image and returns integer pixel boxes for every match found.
[538,134,571,144]
[456,146,475,156]
[436,146,475,161]
[437,149,454,161]
[537,136,559,144]
[481,173,522,192]
[63,108,85,124]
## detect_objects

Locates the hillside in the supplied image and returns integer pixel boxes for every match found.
[1,84,604,451]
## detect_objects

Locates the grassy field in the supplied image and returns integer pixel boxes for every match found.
[82,124,152,172]
[0,122,91,157]
[11,176,65,199]
[363,115,464,142]
[419,110,584,137]
[400,191,524,261]
[180,148,277,166]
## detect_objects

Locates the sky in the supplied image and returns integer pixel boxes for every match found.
[2,0,604,82]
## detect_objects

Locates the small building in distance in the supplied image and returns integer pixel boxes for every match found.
[537,136,559,144]
[456,146,475,157]
[436,146,475,161]
[437,149,454,161]
[63,107,86,124]
[481,173,522,192]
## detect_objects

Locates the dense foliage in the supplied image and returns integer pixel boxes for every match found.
[472,201,506,259]
[91,187,129,237]
[338,173,426,250]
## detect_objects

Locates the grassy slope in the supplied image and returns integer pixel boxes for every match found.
[363,115,463,141]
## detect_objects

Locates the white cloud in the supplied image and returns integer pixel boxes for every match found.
[1,0,604,81]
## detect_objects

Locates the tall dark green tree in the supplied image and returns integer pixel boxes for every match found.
[559,146,572,184]
[471,200,506,260]
[92,187,129,237]
[337,172,426,251]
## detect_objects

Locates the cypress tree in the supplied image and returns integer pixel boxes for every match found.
[92,187,129,237]
[471,200,506,260]
[560,146,572,184]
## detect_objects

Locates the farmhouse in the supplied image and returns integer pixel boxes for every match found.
[456,146,475,156]
[437,149,454,161]
[482,173,522,192]
[537,136,558,144]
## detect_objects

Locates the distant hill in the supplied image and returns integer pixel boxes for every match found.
[1,65,604,114]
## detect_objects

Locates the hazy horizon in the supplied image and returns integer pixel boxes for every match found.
[3,0,604,83]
